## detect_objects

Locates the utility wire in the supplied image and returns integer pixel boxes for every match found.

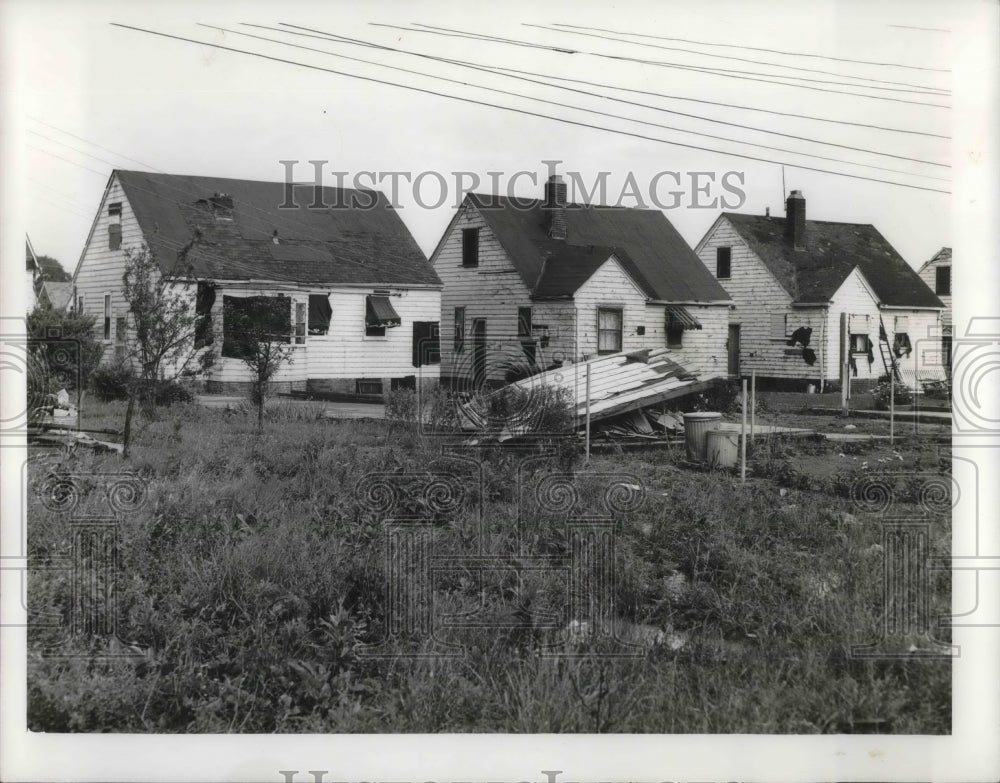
[397,23,950,108]
[524,23,948,94]
[109,23,950,194]
[552,22,951,72]
[269,22,948,169]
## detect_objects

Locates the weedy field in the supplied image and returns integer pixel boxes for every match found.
[26,395,951,733]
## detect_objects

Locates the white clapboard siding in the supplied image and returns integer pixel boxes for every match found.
[433,202,535,380]
[73,176,145,360]
[918,253,951,326]
[572,257,649,360]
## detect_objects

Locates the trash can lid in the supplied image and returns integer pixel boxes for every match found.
[683,411,723,420]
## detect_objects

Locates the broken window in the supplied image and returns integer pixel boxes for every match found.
[308,294,332,335]
[935,266,951,296]
[294,302,306,345]
[597,308,623,354]
[221,295,291,359]
[517,307,532,337]
[666,311,684,348]
[366,295,401,337]
[454,306,465,353]
[194,282,215,349]
[108,203,122,250]
[462,228,480,267]
[716,247,731,279]
[412,321,441,367]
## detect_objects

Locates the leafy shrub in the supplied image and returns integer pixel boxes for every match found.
[90,364,133,401]
[871,374,912,410]
[152,379,193,406]
[384,387,417,423]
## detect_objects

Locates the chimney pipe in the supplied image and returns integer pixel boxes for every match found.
[785,190,805,250]
[543,175,567,240]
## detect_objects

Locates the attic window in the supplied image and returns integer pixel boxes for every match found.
[108,203,122,250]
[462,228,480,267]
[935,266,951,296]
[716,247,731,279]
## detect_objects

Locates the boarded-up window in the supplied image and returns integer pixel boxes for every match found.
[597,308,623,354]
[770,313,788,339]
[108,203,122,250]
[462,228,479,267]
[894,315,910,332]
[454,307,465,353]
[222,295,291,359]
[413,321,441,367]
[194,282,215,349]
[308,294,332,335]
[716,247,731,279]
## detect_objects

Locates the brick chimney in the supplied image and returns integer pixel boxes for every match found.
[210,192,234,220]
[785,190,806,250]
[543,175,568,240]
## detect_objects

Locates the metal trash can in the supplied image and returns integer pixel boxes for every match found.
[707,429,739,468]
[683,412,722,461]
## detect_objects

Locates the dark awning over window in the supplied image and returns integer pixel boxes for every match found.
[366,295,401,328]
[664,305,702,330]
[308,294,332,334]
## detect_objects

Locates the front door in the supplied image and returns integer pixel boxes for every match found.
[727,324,741,377]
[472,318,487,387]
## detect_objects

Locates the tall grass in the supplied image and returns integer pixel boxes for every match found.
[26,401,950,733]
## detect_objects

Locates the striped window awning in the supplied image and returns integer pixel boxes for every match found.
[664,305,702,330]
[366,295,401,328]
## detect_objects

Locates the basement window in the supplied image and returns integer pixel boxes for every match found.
[597,308,623,354]
[108,203,122,250]
[462,228,480,267]
[716,247,731,279]
[357,379,383,396]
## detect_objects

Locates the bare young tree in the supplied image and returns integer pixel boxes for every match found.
[222,297,294,433]
[120,244,210,454]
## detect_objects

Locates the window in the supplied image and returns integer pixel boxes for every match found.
[365,295,401,337]
[308,294,332,335]
[454,307,465,353]
[935,266,950,296]
[103,294,111,341]
[115,316,126,362]
[357,379,383,395]
[194,282,216,349]
[462,228,480,267]
[108,203,122,250]
[221,295,292,359]
[850,334,870,353]
[666,310,684,348]
[517,307,532,338]
[77,295,84,314]
[412,321,441,367]
[716,247,731,279]
[770,313,788,339]
[893,331,912,358]
[597,308,623,354]
[294,302,306,344]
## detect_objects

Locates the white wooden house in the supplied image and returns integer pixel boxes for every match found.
[25,237,39,312]
[430,176,732,387]
[72,170,442,396]
[917,247,952,368]
[694,191,947,389]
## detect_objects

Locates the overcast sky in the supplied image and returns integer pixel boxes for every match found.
[0,0,982,275]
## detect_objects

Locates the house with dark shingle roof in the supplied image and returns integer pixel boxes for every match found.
[917,246,952,368]
[430,175,732,386]
[694,191,947,389]
[72,170,442,395]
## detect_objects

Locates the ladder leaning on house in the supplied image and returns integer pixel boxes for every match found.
[877,314,917,392]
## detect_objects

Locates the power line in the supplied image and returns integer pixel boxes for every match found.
[270,22,948,169]
[27,145,109,177]
[524,24,949,95]
[27,116,163,171]
[109,23,950,194]
[399,23,950,108]
[886,24,950,33]
[552,22,951,72]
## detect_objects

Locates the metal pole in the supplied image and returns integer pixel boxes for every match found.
[841,313,849,416]
[750,370,756,443]
[740,377,747,485]
[890,365,895,445]
[585,362,591,462]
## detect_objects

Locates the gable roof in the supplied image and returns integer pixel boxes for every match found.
[25,238,37,273]
[722,213,943,308]
[466,193,730,302]
[39,281,73,310]
[918,246,951,273]
[113,170,440,287]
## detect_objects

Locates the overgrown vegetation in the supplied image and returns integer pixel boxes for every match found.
[871,374,914,410]
[26,397,951,733]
